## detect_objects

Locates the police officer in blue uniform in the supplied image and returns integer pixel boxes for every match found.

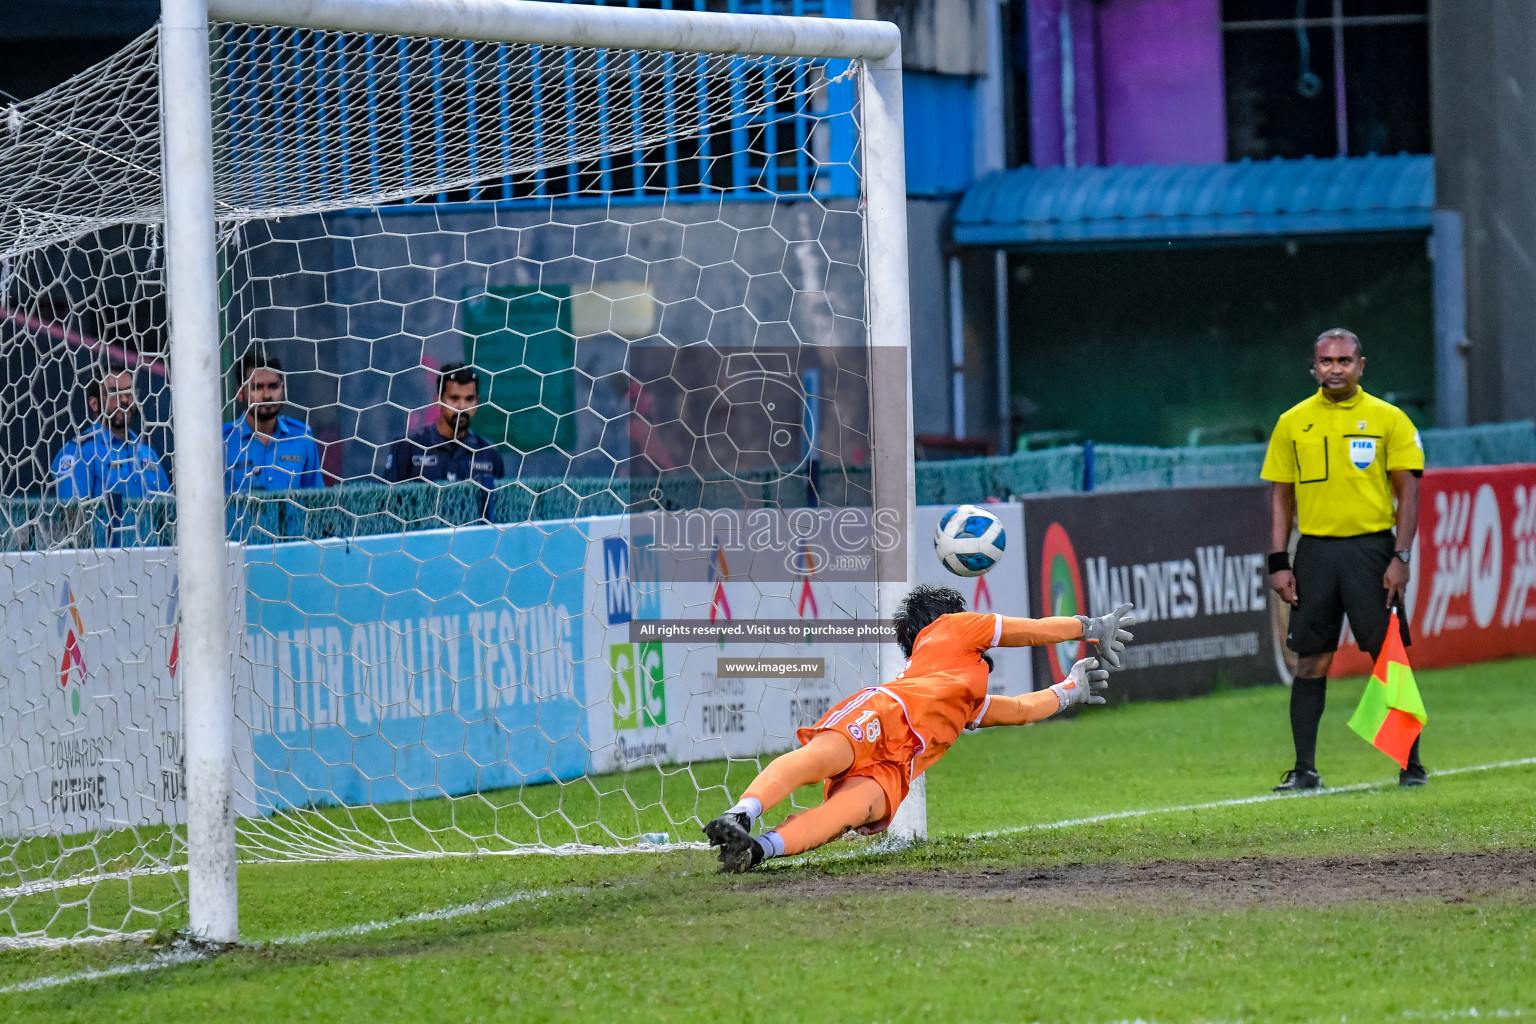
[53,366,170,500]
[52,366,170,546]
[222,353,325,492]
[387,363,505,488]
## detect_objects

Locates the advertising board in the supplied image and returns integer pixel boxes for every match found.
[1327,464,1536,675]
[1021,486,1284,702]
[581,503,1031,774]
[580,514,880,775]
[238,522,590,813]
[0,547,185,838]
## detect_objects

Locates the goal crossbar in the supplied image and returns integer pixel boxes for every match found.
[206,0,901,63]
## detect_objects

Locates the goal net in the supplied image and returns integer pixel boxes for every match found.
[0,2,911,946]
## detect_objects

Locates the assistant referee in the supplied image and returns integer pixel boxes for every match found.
[1262,328,1426,791]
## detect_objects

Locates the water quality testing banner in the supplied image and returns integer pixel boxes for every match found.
[0,526,592,834]
[1021,486,1284,702]
[238,522,589,814]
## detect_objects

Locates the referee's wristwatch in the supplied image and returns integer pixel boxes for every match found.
[1394,549,1412,564]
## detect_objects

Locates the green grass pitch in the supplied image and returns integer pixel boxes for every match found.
[4,657,1534,1022]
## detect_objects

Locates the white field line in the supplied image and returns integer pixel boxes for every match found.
[793,755,1536,866]
[0,887,573,994]
[1395,1010,1528,1020]
[1035,1011,1532,1023]
[0,946,210,995]
[968,755,1536,840]
[264,886,571,945]
[1029,1016,1529,1024]
[0,930,156,952]
[0,838,699,905]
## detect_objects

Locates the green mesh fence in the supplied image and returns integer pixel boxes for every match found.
[915,447,1085,508]
[3,423,1529,549]
[1,465,875,549]
[1091,443,1267,492]
[1421,420,1536,468]
[917,420,1536,504]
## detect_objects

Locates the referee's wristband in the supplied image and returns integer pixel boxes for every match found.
[1267,552,1291,574]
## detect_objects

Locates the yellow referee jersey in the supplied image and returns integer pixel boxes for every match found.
[1261,388,1424,537]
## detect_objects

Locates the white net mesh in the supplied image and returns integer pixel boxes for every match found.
[1,13,895,946]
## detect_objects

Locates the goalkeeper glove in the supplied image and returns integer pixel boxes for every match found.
[1050,657,1109,710]
[1076,603,1136,669]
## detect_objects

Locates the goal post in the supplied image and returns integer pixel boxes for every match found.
[169,0,916,941]
[162,0,240,946]
[853,30,923,845]
[2,0,916,948]
[210,0,899,57]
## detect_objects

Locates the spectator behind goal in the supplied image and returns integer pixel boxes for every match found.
[53,365,170,501]
[386,362,505,489]
[222,353,325,493]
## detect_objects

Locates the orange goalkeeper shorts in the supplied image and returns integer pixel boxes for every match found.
[796,687,922,835]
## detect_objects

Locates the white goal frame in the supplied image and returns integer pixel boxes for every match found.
[162,0,915,943]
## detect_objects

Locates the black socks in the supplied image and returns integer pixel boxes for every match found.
[1289,676,1328,772]
[1290,675,1425,772]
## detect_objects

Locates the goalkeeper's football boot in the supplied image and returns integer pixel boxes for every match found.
[1398,764,1429,787]
[703,812,762,873]
[1273,768,1323,792]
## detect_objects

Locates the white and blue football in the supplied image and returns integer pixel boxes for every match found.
[933,504,1006,577]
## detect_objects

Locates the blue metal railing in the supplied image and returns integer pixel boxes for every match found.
[219,0,858,209]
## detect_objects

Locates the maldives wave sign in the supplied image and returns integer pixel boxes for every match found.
[1021,486,1279,703]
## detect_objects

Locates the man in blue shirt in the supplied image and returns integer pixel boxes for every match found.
[386,363,505,488]
[54,366,170,500]
[222,353,325,492]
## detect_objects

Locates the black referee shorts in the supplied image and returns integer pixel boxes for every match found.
[1287,530,1395,660]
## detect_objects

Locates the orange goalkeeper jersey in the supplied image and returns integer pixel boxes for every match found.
[889,611,1081,776]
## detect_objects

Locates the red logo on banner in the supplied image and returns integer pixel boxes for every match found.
[972,572,993,613]
[709,543,732,626]
[59,588,86,687]
[167,575,181,678]
[59,631,85,688]
[797,542,819,619]
[1040,523,1086,683]
[1331,465,1536,676]
[798,578,819,618]
[58,585,88,717]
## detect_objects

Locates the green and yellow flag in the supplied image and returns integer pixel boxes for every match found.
[1347,611,1427,768]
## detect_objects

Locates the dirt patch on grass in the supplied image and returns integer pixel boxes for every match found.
[752,849,1536,910]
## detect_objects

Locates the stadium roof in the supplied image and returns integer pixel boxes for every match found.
[951,154,1435,247]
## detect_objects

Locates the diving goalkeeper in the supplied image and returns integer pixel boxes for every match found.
[703,585,1135,872]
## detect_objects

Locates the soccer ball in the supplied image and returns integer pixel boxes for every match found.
[934,504,1006,577]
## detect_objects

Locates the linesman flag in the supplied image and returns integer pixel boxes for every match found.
[1347,610,1427,768]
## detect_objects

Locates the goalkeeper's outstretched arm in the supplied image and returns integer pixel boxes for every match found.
[978,657,1109,727]
[996,602,1135,668]
[996,615,1083,646]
